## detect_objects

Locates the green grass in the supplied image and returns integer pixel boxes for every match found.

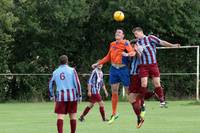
[0,101,200,133]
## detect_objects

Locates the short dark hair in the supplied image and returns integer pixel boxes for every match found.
[132,27,143,33]
[59,55,68,64]
[116,28,125,34]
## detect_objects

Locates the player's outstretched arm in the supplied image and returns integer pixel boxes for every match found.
[160,40,181,48]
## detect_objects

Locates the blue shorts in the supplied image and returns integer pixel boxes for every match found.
[109,66,130,87]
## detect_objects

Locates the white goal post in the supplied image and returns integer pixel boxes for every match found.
[157,46,199,101]
[0,46,199,101]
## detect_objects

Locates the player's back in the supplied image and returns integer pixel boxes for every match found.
[53,65,75,90]
[52,64,80,101]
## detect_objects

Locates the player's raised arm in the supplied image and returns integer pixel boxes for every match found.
[92,48,111,68]
[160,40,181,48]
[48,73,55,100]
[149,35,180,48]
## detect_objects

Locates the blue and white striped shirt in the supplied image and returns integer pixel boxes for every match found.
[130,56,140,75]
[88,68,104,94]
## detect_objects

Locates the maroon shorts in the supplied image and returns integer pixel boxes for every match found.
[129,75,141,93]
[55,101,77,114]
[89,94,102,103]
[139,64,160,78]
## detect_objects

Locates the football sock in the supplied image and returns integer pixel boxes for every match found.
[132,96,141,116]
[70,119,76,133]
[154,87,164,102]
[112,93,118,116]
[99,106,106,121]
[145,91,155,99]
[81,106,91,118]
[57,119,63,133]
[140,87,147,99]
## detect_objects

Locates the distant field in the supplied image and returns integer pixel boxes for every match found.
[0,101,200,133]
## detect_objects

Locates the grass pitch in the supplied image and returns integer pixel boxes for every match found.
[0,101,200,133]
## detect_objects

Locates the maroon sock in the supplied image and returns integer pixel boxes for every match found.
[140,87,147,99]
[99,106,105,121]
[154,87,164,102]
[57,119,63,133]
[131,96,141,116]
[70,119,76,133]
[145,91,155,99]
[81,106,91,118]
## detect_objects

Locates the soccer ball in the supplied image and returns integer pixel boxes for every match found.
[113,11,125,22]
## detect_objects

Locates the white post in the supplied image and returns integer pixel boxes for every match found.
[122,86,125,98]
[196,46,199,101]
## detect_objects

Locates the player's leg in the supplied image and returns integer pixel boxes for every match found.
[69,113,77,133]
[152,77,167,107]
[79,102,94,121]
[140,77,148,97]
[139,65,149,99]
[111,83,120,116]
[57,114,64,133]
[98,100,107,121]
[129,93,144,128]
[108,66,122,124]
[149,64,167,107]
[68,101,78,133]
[129,75,144,128]
[107,83,120,124]
[55,101,66,133]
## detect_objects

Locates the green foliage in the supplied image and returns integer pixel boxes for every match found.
[0,0,199,101]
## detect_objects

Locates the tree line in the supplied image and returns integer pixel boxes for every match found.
[0,0,200,102]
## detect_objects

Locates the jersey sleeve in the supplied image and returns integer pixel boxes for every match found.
[73,69,82,96]
[148,35,161,46]
[98,44,111,65]
[48,73,55,98]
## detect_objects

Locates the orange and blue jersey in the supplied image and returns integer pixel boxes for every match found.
[98,40,134,65]
[98,39,134,87]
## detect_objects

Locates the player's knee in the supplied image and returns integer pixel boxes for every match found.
[88,103,94,108]
[141,82,147,87]
[153,81,161,87]
[99,101,104,107]
[57,114,64,120]
[69,113,76,120]
[112,88,118,93]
